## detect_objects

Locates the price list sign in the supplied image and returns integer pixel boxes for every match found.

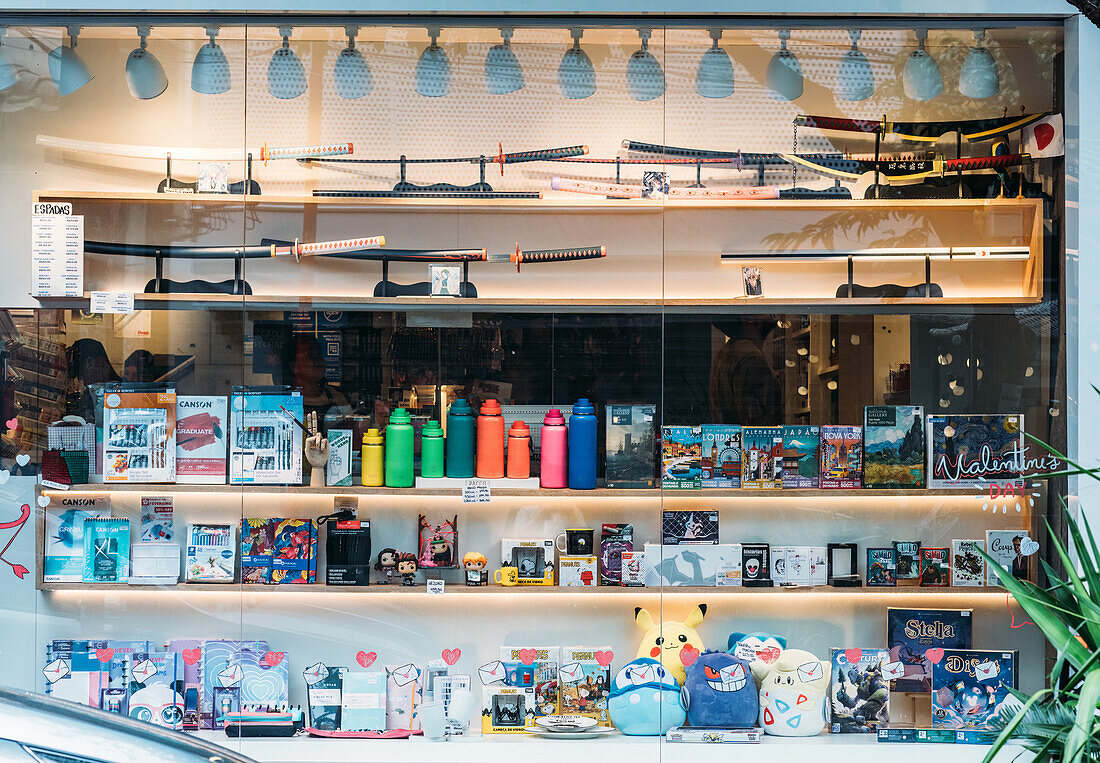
[31,202,83,297]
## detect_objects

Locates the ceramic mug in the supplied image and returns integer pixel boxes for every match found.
[495,566,519,586]
[556,528,595,556]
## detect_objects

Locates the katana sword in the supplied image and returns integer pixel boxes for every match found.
[301,144,587,176]
[37,134,354,163]
[792,112,1052,143]
[551,177,781,199]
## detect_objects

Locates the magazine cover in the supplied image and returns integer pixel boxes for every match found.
[701,425,741,488]
[931,650,1017,731]
[820,425,863,489]
[829,648,893,733]
[866,548,896,587]
[741,426,783,489]
[892,540,922,582]
[782,425,820,488]
[863,406,924,489]
[919,547,950,587]
[985,530,1034,585]
[951,540,985,587]
[662,426,701,490]
[927,414,1024,489]
[605,404,657,489]
[886,608,972,693]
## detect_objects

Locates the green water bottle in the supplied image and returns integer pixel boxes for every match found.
[384,408,414,487]
[420,420,445,479]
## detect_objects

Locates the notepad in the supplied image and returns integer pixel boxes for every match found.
[340,672,386,732]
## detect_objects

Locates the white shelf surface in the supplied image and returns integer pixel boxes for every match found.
[199,731,1029,763]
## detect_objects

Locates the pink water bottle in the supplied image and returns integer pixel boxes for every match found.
[540,409,568,488]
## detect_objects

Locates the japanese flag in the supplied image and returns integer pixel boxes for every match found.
[1022,114,1064,158]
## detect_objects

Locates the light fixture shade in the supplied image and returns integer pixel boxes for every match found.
[125,48,167,100]
[0,28,18,92]
[766,30,802,101]
[627,31,664,102]
[837,30,873,102]
[485,31,524,94]
[558,36,595,100]
[268,31,306,99]
[48,29,92,97]
[695,29,734,99]
[192,31,230,94]
[334,46,371,99]
[959,31,999,98]
[415,30,450,98]
[903,31,942,101]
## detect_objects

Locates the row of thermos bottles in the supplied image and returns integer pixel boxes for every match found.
[360,398,598,489]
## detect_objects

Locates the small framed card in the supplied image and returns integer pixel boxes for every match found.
[198,162,229,193]
[430,265,462,296]
[742,266,763,297]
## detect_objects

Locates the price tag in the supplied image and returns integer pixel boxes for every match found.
[427,579,445,595]
[463,478,490,503]
[90,291,135,314]
[31,202,83,298]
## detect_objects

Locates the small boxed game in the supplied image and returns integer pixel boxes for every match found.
[931,649,1017,731]
[139,496,173,541]
[820,425,862,489]
[772,546,813,586]
[605,404,657,488]
[501,538,555,585]
[240,518,274,584]
[666,727,762,743]
[599,523,632,586]
[829,647,892,733]
[325,429,354,487]
[951,540,985,587]
[558,646,612,725]
[644,543,742,586]
[742,543,773,587]
[701,424,741,488]
[229,386,304,485]
[878,728,918,743]
[927,414,1024,489]
[893,540,922,583]
[621,551,645,586]
[781,425,820,488]
[866,547,896,587]
[44,495,110,582]
[176,395,227,484]
[662,426,701,490]
[740,426,783,489]
[185,523,236,582]
[920,547,950,586]
[341,671,387,732]
[327,518,371,586]
[662,509,719,544]
[558,556,598,587]
[887,608,972,693]
[863,405,924,489]
[103,384,177,483]
[986,530,1032,585]
[82,517,130,583]
[715,549,743,586]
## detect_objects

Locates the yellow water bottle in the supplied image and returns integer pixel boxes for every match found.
[361,428,384,487]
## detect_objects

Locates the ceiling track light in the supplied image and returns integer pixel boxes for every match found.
[125,25,167,100]
[0,27,18,93]
[766,29,803,101]
[49,24,93,97]
[627,27,664,102]
[334,24,371,99]
[558,27,595,100]
[191,26,230,95]
[959,29,999,99]
[268,25,307,99]
[695,28,735,99]
[903,28,943,101]
[415,26,451,98]
[837,29,873,102]
[486,27,524,95]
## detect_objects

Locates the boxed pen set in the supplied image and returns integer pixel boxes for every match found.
[229,387,303,485]
[175,395,227,484]
[102,384,177,483]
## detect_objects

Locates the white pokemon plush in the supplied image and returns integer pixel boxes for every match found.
[758,648,830,737]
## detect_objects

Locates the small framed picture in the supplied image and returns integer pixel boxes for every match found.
[197,162,229,193]
[742,266,763,297]
[430,265,462,296]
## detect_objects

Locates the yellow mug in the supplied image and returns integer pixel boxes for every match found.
[495,567,519,586]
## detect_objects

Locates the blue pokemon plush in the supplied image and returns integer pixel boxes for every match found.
[682,651,758,727]
[728,632,788,682]
[608,657,686,735]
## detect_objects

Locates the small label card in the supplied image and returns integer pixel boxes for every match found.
[90,291,135,314]
[462,478,490,503]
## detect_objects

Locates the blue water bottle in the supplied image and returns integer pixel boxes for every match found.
[445,399,476,479]
[567,398,598,489]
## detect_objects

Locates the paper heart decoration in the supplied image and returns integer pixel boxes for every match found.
[356,650,377,668]
[757,646,782,664]
[96,648,114,663]
[442,648,461,666]
[37,495,50,507]
[1034,123,1055,151]
[181,648,201,666]
[926,647,945,664]
[0,471,10,485]
[262,651,285,667]
[595,650,614,667]
[15,454,30,467]
[516,648,537,666]
[5,418,18,430]
[679,644,700,667]
[1020,537,1040,556]
[844,648,862,664]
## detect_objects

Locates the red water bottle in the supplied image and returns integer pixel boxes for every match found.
[476,399,506,479]
[507,421,532,479]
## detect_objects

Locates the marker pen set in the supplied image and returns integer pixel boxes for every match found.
[229,387,304,485]
[102,385,177,483]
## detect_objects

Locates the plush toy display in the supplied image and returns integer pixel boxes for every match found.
[607,658,686,735]
[758,648,830,737]
[682,651,758,728]
[633,604,706,684]
[727,632,788,682]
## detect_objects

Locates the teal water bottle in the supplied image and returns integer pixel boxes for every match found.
[420,420,445,478]
[384,408,414,487]
[445,399,475,478]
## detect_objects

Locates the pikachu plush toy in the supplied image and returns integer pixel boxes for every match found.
[633,604,706,684]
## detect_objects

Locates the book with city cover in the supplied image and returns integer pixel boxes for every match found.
[863,406,924,488]
[605,404,657,489]
[926,414,1024,489]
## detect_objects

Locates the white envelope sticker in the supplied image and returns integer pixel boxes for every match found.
[479,660,507,685]
[559,662,583,684]
[217,664,243,687]
[390,663,419,687]
[303,662,328,686]
[975,660,1000,680]
[882,661,906,680]
[43,658,70,684]
[627,664,659,685]
[131,659,159,684]
[796,661,823,682]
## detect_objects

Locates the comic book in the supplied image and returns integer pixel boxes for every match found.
[558,647,612,725]
[951,540,985,587]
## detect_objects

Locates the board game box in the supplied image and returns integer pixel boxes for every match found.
[887,608,972,693]
[829,647,893,733]
[866,547,896,587]
[661,509,719,544]
[863,406,924,489]
[920,548,950,587]
[931,649,1017,731]
[820,425,862,489]
[701,424,741,488]
[606,404,657,489]
[662,426,701,490]
[951,540,985,587]
[741,426,783,489]
[927,414,1024,489]
[782,425,820,488]
[985,530,1033,585]
[892,541,922,582]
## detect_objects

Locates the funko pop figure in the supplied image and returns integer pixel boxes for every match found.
[463,551,488,586]
[430,536,453,566]
[374,547,398,584]
[396,552,419,586]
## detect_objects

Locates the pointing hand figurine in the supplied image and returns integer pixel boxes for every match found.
[304,411,330,487]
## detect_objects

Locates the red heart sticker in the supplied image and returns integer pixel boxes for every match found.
[844,648,862,664]
[1034,123,1054,151]
[262,651,285,667]
[96,648,114,663]
[517,648,537,666]
[442,648,461,666]
[594,650,614,667]
[757,646,782,664]
[4,418,17,431]
[181,648,201,666]
[680,644,700,666]
[356,650,377,668]
[926,648,945,664]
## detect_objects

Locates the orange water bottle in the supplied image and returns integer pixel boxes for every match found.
[476,399,505,478]
[506,421,531,479]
